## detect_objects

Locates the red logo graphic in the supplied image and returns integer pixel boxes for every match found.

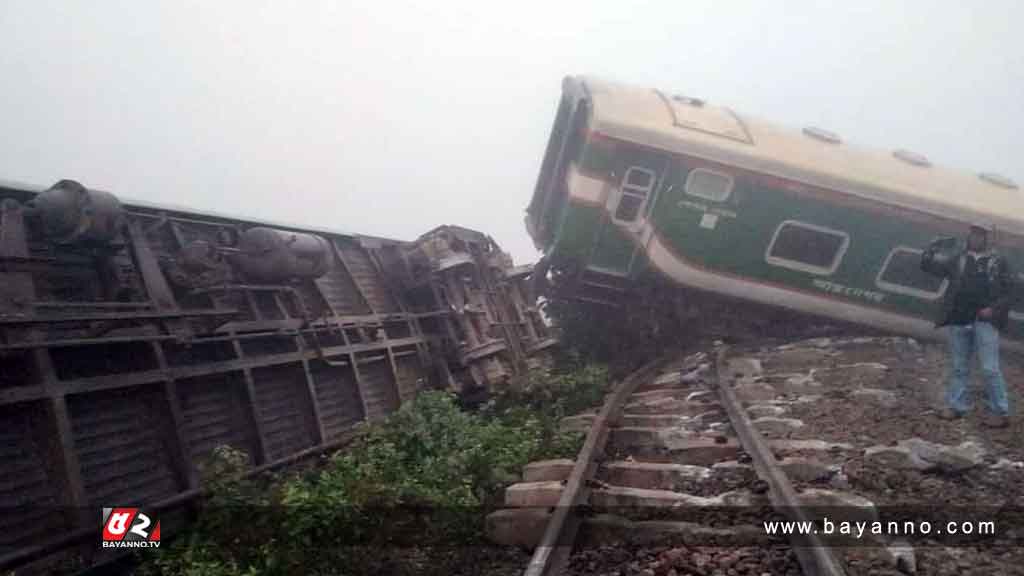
[101,508,161,548]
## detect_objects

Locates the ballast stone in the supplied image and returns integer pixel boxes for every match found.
[852,388,900,408]
[734,381,778,403]
[752,417,804,437]
[725,357,763,380]
[900,438,985,472]
[887,539,917,574]
[780,374,823,396]
[864,438,986,473]
[778,457,832,483]
[747,404,787,418]
[991,458,1024,471]
[799,488,879,526]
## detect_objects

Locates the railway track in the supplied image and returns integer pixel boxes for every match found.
[507,345,850,576]
[489,334,1024,576]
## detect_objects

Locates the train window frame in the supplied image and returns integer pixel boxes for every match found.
[764,220,850,276]
[874,246,948,300]
[612,165,656,224]
[684,168,734,202]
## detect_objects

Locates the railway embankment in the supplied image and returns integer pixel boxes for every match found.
[490,335,1024,576]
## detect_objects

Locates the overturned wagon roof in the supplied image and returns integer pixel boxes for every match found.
[577,76,1023,234]
[0,178,388,243]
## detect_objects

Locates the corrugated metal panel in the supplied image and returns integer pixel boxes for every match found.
[316,250,372,316]
[69,389,180,506]
[286,282,330,319]
[0,404,65,552]
[251,291,285,320]
[394,354,424,405]
[177,373,255,468]
[250,364,316,462]
[336,240,399,313]
[357,358,399,420]
[308,361,364,440]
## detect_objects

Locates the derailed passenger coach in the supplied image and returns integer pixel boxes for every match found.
[527,76,1024,347]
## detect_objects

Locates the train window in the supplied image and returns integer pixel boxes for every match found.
[765,221,849,275]
[614,195,645,221]
[875,247,947,299]
[626,169,653,188]
[685,169,733,202]
[613,166,656,223]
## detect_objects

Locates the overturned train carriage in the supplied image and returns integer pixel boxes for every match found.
[0,179,553,568]
[527,75,1024,349]
[396,225,557,390]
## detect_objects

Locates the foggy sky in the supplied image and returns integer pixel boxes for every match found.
[2,1,1021,265]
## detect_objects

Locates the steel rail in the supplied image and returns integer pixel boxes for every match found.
[711,346,847,576]
[522,355,674,576]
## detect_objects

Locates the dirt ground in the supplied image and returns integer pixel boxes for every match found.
[736,334,1024,576]
[562,333,1024,576]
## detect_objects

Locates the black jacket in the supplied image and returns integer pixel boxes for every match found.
[920,237,1018,331]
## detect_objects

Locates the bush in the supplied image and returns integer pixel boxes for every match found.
[137,362,608,576]
[482,356,608,460]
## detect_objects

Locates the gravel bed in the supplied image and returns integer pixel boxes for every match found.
[567,543,801,576]
[740,335,1024,575]
[556,335,1024,575]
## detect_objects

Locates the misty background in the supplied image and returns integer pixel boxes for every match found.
[2,1,1020,265]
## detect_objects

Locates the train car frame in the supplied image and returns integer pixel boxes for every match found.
[0,178,553,571]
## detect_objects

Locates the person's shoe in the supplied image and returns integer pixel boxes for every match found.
[939,408,963,420]
[984,414,1010,428]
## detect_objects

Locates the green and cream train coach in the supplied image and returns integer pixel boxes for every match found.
[525,76,1024,346]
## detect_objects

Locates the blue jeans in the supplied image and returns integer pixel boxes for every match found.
[946,321,1010,416]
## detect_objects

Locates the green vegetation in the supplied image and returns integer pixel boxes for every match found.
[136,360,608,576]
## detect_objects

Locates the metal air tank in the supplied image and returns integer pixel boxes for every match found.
[233,227,331,283]
[32,179,124,244]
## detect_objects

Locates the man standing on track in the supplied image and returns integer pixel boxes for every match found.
[921,224,1018,428]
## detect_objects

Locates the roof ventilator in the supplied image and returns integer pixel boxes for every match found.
[978,172,1019,190]
[672,94,705,107]
[802,126,842,144]
[893,149,931,167]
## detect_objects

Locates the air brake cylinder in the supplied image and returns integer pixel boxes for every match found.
[233,227,331,283]
[32,179,124,243]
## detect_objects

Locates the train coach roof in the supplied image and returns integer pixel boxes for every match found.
[577,76,1023,233]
